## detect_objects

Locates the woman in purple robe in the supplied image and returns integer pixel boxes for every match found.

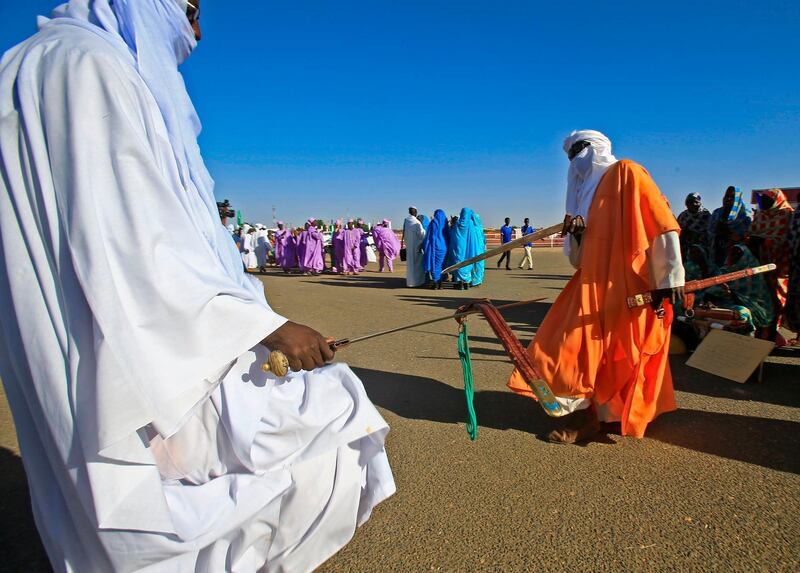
[373,219,401,272]
[355,219,368,271]
[299,218,324,275]
[274,221,286,265]
[341,220,361,275]
[278,226,298,273]
[332,219,345,273]
[295,225,307,272]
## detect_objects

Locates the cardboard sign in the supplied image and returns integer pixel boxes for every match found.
[686,329,775,383]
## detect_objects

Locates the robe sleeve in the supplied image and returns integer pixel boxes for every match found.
[649,231,685,289]
[39,48,286,441]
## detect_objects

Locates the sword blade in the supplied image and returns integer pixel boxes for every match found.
[331,297,547,349]
[441,223,563,275]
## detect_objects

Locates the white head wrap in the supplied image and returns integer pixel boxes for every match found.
[563,130,617,222]
[48,2,222,239]
[562,130,617,255]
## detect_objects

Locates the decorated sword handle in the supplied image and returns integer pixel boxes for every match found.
[261,350,290,377]
[261,337,339,377]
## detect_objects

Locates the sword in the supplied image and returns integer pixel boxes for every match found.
[261,297,548,376]
[626,264,777,309]
[441,222,564,275]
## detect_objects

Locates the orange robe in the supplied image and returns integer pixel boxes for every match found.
[508,160,679,437]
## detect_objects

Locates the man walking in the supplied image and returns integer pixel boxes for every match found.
[517,217,534,270]
[497,217,513,270]
[402,206,426,287]
[509,130,684,443]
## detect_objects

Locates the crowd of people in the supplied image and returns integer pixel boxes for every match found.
[230,218,401,275]
[228,207,496,291]
[675,187,800,346]
[403,206,487,290]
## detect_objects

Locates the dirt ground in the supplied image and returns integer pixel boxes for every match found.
[2,248,799,572]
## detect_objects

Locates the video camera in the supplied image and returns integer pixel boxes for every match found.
[217,199,235,220]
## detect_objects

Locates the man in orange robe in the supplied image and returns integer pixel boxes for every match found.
[509,130,685,443]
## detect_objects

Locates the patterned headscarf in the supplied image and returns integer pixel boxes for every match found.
[677,193,711,239]
[709,186,752,255]
[750,188,794,241]
[784,212,800,331]
[726,186,751,222]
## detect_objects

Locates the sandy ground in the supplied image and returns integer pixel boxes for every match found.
[1,248,798,572]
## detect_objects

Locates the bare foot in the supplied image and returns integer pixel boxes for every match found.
[546,407,600,444]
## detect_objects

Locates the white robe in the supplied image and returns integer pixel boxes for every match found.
[242,233,258,269]
[0,14,394,573]
[403,216,426,287]
[255,230,272,267]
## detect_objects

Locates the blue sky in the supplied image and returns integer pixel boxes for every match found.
[2,1,798,228]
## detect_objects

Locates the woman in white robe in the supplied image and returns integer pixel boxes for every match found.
[0,2,394,571]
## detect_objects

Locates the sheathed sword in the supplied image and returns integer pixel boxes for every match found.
[626,264,777,309]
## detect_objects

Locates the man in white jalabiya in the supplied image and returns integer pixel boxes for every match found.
[402,206,426,287]
[0,2,395,572]
[242,227,259,270]
[254,224,272,270]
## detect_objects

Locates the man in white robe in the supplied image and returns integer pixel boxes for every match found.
[402,206,426,287]
[254,224,272,270]
[0,1,394,571]
[242,227,258,270]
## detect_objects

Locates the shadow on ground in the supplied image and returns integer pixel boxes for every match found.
[508,273,575,280]
[671,356,800,409]
[0,448,50,571]
[355,367,614,447]
[354,367,551,436]
[646,409,800,475]
[305,275,409,290]
[357,366,800,474]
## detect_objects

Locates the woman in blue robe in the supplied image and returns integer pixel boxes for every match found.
[447,208,479,290]
[418,214,431,233]
[421,209,449,289]
[470,211,486,286]
[442,216,458,279]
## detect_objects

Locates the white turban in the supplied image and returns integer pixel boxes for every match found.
[563,130,617,254]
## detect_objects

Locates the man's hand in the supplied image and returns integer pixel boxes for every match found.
[565,215,586,238]
[650,286,685,317]
[665,285,684,304]
[262,321,335,372]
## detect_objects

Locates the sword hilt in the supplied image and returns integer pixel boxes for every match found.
[261,350,290,377]
[261,337,339,377]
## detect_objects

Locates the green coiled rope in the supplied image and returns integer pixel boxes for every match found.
[457,322,478,441]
